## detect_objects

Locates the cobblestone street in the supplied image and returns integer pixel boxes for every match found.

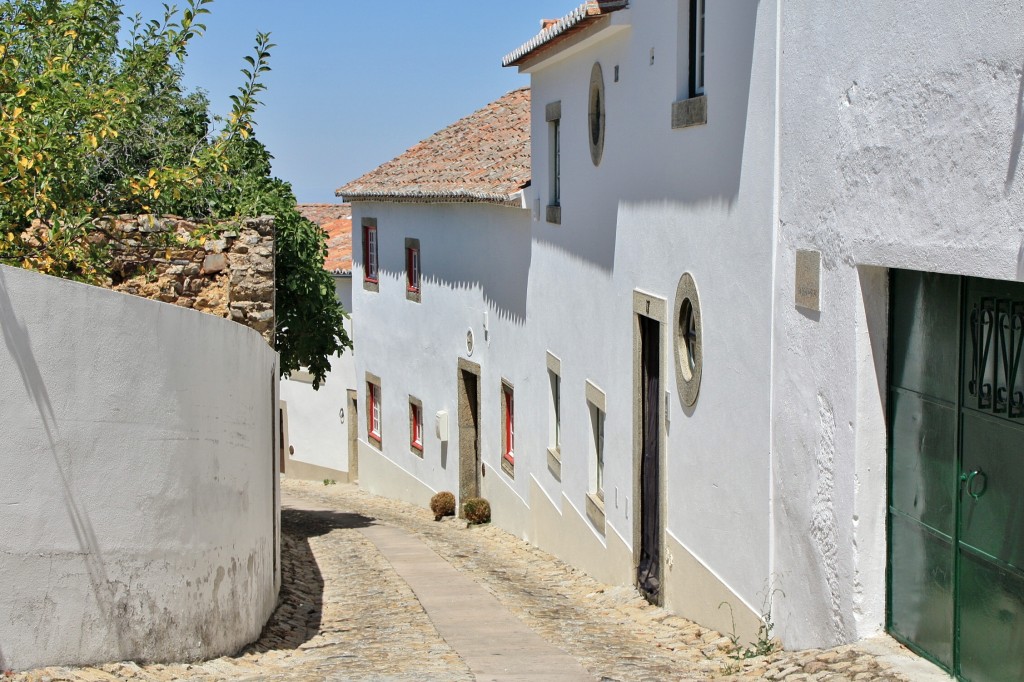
[12,480,945,681]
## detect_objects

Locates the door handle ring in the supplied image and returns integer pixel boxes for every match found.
[961,469,988,501]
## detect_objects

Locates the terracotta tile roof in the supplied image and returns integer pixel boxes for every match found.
[336,87,531,207]
[297,203,352,275]
[502,1,629,68]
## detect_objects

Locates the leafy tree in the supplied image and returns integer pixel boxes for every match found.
[0,0,350,387]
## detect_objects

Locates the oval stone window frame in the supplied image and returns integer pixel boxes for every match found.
[588,62,605,166]
[674,272,703,407]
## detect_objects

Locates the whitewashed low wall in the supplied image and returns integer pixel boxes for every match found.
[0,265,279,671]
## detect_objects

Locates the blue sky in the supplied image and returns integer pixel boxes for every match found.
[118,0,573,203]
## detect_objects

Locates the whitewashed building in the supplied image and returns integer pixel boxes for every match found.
[339,1,1024,677]
[774,2,1024,679]
[279,204,358,483]
[338,87,534,511]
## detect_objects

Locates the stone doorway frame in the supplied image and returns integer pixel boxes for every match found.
[457,357,482,512]
[632,290,668,606]
[346,389,359,483]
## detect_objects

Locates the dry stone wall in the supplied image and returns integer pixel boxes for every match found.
[100,214,276,342]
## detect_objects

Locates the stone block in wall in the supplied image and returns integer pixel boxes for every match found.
[204,239,228,254]
[201,253,228,275]
[103,214,276,344]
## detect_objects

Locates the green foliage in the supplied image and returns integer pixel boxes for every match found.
[0,0,350,387]
[718,587,784,665]
[462,497,491,525]
[430,491,456,521]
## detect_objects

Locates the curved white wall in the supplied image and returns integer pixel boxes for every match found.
[0,264,279,671]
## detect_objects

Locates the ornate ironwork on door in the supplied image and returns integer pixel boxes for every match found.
[968,297,1024,417]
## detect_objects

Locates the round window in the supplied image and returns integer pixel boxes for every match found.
[680,299,696,372]
[588,62,605,166]
[674,273,702,407]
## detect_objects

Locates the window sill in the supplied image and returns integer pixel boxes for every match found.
[546,204,561,225]
[671,94,707,129]
[501,456,515,479]
[585,492,606,534]
[368,433,382,449]
[546,447,561,481]
[363,279,379,293]
[410,443,423,458]
[406,287,421,303]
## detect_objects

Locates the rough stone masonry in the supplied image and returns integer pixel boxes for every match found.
[99,214,276,342]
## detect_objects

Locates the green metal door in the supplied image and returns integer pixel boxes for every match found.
[889,271,1024,681]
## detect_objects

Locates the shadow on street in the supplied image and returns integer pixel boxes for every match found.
[240,507,376,654]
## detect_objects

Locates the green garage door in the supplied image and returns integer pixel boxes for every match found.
[889,270,1024,681]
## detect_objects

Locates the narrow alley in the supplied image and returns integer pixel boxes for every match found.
[13,481,943,681]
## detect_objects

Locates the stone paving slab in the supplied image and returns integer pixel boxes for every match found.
[359,522,592,681]
[8,479,950,681]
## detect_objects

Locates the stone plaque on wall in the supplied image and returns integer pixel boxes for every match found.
[795,249,821,312]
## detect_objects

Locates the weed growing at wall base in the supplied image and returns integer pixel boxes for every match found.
[718,586,784,665]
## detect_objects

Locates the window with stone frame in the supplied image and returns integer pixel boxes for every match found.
[590,402,605,501]
[362,218,379,290]
[367,377,382,445]
[546,101,561,224]
[671,0,708,129]
[585,380,607,503]
[405,238,421,302]
[585,379,607,532]
[409,397,423,455]
[501,380,515,476]
[690,0,706,96]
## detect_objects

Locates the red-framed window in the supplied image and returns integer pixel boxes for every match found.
[367,381,381,442]
[363,224,378,283]
[410,401,423,451]
[502,385,514,465]
[406,244,420,292]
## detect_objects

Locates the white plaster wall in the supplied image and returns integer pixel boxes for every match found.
[0,265,279,671]
[280,276,355,474]
[774,0,1024,647]
[351,202,536,508]
[525,0,779,617]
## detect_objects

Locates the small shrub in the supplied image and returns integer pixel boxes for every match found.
[462,497,491,525]
[323,478,336,486]
[430,491,456,521]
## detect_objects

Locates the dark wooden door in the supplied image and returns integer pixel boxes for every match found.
[637,314,662,605]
